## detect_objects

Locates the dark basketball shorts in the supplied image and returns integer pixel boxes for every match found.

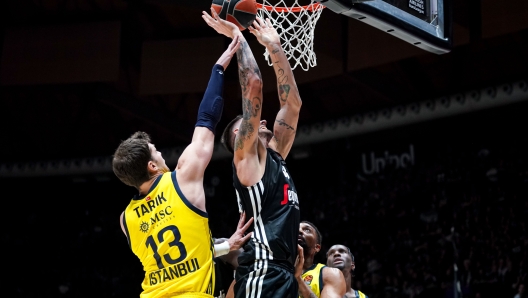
[234,261,298,298]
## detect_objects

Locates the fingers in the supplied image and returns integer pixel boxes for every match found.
[240,231,253,243]
[256,17,267,27]
[239,210,246,221]
[202,11,215,27]
[211,7,218,18]
[240,217,254,232]
[249,16,270,32]
[237,211,246,228]
[253,18,263,30]
[229,35,241,51]
[297,244,304,257]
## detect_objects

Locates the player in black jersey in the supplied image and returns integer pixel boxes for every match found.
[203,10,302,298]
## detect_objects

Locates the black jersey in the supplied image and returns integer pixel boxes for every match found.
[232,148,300,267]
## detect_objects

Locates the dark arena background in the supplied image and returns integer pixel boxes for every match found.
[1,1,528,298]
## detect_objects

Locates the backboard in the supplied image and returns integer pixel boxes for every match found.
[316,0,453,54]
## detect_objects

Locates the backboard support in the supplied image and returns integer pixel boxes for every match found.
[316,0,453,54]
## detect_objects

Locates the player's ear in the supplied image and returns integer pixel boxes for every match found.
[147,160,158,173]
[351,261,355,271]
[315,243,321,253]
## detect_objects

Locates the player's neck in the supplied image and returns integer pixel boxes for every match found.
[303,257,315,271]
[344,271,353,293]
[139,172,163,195]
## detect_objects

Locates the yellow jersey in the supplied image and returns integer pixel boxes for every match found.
[300,263,326,298]
[352,290,368,298]
[122,171,215,298]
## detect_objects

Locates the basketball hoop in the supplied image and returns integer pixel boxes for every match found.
[256,0,325,71]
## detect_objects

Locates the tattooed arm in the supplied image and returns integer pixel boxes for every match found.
[249,17,302,159]
[203,9,264,186]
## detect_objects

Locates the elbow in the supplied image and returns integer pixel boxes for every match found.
[294,96,302,109]
[248,72,263,91]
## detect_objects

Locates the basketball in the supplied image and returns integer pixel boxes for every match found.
[211,0,258,31]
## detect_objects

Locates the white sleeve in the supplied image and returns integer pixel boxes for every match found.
[214,241,230,258]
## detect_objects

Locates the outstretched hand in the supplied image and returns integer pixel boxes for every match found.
[227,212,254,251]
[216,35,241,70]
[248,17,280,47]
[202,8,241,39]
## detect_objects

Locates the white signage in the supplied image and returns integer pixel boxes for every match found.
[361,144,415,175]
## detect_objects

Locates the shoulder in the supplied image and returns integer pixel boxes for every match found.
[322,266,343,280]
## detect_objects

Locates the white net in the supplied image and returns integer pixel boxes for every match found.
[257,0,324,71]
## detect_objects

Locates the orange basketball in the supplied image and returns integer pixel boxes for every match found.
[211,0,258,31]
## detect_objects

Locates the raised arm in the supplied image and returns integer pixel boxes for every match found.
[249,17,301,159]
[176,36,240,212]
[203,9,264,184]
[295,245,317,298]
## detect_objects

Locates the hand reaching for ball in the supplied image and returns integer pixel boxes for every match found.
[215,35,241,70]
[249,17,281,48]
[202,8,242,39]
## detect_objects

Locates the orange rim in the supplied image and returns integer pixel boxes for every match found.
[256,2,324,13]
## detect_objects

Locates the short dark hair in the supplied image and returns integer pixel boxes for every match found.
[112,131,153,189]
[327,244,354,262]
[346,246,355,262]
[301,220,322,245]
[220,115,243,154]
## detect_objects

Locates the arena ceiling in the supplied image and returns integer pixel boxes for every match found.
[1,0,527,167]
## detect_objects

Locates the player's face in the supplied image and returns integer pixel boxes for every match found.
[232,119,273,148]
[298,223,320,254]
[258,119,273,144]
[326,245,354,272]
[149,143,170,173]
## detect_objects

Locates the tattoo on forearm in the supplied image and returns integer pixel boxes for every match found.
[276,119,294,130]
[279,84,291,102]
[272,51,290,102]
[242,96,261,120]
[242,98,252,120]
[236,40,261,95]
[252,97,262,117]
[239,68,249,94]
[277,68,286,83]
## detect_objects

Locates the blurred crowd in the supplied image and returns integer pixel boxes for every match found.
[292,137,528,298]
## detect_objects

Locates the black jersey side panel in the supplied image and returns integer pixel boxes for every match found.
[233,148,300,267]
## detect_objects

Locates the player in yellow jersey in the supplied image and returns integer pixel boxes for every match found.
[326,244,369,298]
[112,36,251,298]
[296,221,346,298]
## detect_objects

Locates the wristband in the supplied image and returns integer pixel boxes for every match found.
[195,64,225,134]
[214,241,230,257]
